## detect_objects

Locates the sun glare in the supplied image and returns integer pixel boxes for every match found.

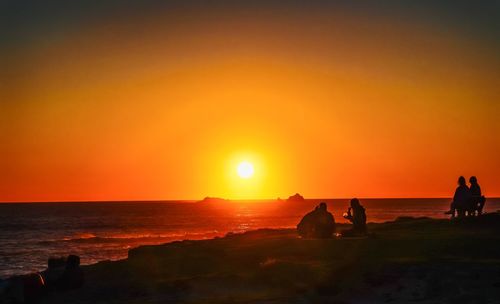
[237,161,254,179]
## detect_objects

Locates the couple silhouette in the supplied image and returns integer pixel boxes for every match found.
[445,176,486,218]
[297,198,367,238]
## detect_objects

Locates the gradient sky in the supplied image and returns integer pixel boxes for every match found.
[1,1,499,202]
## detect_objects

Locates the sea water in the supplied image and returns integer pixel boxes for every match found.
[1,198,499,278]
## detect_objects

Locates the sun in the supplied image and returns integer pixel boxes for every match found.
[237,161,254,179]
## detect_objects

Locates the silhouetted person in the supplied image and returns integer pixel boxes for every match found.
[56,255,84,291]
[315,203,336,238]
[41,256,66,291]
[297,202,335,238]
[469,176,486,215]
[341,198,367,237]
[445,176,471,218]
[297,205,318,238]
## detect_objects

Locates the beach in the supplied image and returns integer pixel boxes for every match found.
[34,213,500,304]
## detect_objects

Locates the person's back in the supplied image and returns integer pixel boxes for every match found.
[470,182,481,197]
[315,203,336,238]
[297,203,335,238]
[454,184,470,205]
[342,198,367,236]
[57,255,84,291]
[469,176,486,215]
[351,203,367,233]
[41,256,66,291]
[446,176,470,218]
[297,207,319,238]
[455,184,470,216]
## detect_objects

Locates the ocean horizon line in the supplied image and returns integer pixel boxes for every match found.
[2,197,490,204]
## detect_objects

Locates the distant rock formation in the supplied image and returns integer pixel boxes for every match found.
[286,193,305,202]
[198,197,228,204]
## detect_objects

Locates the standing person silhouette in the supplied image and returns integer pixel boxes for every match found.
[469,176,486,215]
[445,176,471,218]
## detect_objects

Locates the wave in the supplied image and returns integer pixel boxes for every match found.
[37,231,222,245]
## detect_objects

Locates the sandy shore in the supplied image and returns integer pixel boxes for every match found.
[38,214,500,303]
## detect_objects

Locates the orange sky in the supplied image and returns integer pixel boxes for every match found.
[1,1,499,201]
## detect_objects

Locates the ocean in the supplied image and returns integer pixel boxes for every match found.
[1,198,499,278]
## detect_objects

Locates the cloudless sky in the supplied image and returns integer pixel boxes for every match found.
[1,0,499,201]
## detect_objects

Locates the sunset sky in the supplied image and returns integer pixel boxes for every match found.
[1,1,499,202]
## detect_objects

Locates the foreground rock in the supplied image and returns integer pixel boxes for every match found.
[37,213,500,303]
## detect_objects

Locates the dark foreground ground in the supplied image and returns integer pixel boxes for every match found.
[40,214,500,304]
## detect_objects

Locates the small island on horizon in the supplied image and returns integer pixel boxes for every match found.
[199,193,307,204]
[197,197,230,204]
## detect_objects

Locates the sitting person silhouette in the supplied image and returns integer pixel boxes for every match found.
[40,257,66,291]
[341,198,367,237]
[469,176,486,215]
[297,202,335,238]
[445,176,471,218]
[56,255,84,291]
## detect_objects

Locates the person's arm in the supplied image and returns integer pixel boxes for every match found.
[343,208,353,222]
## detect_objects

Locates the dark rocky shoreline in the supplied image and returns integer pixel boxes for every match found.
[3,213,500,303]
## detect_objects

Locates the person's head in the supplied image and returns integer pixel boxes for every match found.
[458,176,466,186]
[469,176,477,184]
[350,198,360,208]
[319,202,327,211]
[66,255,80,268]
